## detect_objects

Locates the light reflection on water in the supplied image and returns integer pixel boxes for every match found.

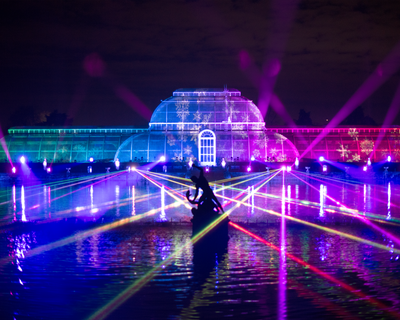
[0,175,399,319]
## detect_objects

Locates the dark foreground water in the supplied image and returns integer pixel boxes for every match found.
[0,171,400,319]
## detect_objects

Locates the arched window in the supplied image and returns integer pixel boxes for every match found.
[198,130,216,166]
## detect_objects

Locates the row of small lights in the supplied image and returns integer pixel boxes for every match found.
[10,154,394,175]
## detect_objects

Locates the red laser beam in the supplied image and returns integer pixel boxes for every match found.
[229,221,399,318]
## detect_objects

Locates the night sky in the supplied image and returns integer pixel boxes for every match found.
[1,0,400,130]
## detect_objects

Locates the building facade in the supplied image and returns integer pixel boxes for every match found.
[0,88,399,164]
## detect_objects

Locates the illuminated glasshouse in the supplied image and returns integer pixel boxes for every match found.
[0,88,399,164]
[116,88,298,164]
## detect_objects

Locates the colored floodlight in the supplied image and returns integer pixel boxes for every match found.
[251,155,255,161]
[281,166,286,171]
[206,166,210,172]
[160,155,166,162]
[89,157,94,163]
[188,158,193,168]
[43,158,47,169]
[115,158,120,170]
[367,158,371,166]
[322,165,327,172]
[47,168,51,173]
[319,156,325,162]
[286,166,292,172]
[363,166,367,172]
[247,166,251,172]
[221,158,226,168]
[388,155,392,162]
[11,167,16,174]
[20,156,26,164]
[295,157,299,167]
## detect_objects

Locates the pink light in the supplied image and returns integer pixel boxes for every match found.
[229,221,396,315]
[47,168,51,173]
[11,167,16,174]
[0,125,12,166]
[373,81,400,153]
[114,85,152,121]
[270,93,297,128]
[247,166,251,172]
[83,53,105,77]
[301,40,400,159]
[291,172,400,248]
[239,50,252,70]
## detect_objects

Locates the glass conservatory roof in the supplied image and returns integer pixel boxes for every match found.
[150,88,265,130]
[173,88,241,97]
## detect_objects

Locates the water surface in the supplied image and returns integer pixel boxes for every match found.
[0,171,399,319]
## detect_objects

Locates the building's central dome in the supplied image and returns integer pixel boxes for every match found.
[149,88,265,131]
[115,88,299,165]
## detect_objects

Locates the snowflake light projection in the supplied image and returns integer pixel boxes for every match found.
[193,111,201,122]
[348,128,359,141]
[241,114,250,122]
[360,139,374,156]
[183,145,192,155]
[274,133,287,160]
[167,135,176,146]
[351,154,361,162]
[253,149,261,158]
[270,148,278,157]
[175,100,190,122]
[190,125,201,143]
[336,144,350,160]
[201,113,212,127]
[178,132,188,142]
[238,131,248,139]
[254,132,269,148]
[226,101,240,121]
[234,141,244,150]
[381,149,390,158]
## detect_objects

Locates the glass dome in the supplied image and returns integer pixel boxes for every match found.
[115,88,300,164]
[149,88,265,132]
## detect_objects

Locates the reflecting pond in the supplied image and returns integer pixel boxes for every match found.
[0,170,400,319]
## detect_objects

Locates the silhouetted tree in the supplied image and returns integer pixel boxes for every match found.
[341,106,377,126]
[38,110,73,126]
[265,107,285,126]
[9,107,72,128]
[295,109,313,126]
